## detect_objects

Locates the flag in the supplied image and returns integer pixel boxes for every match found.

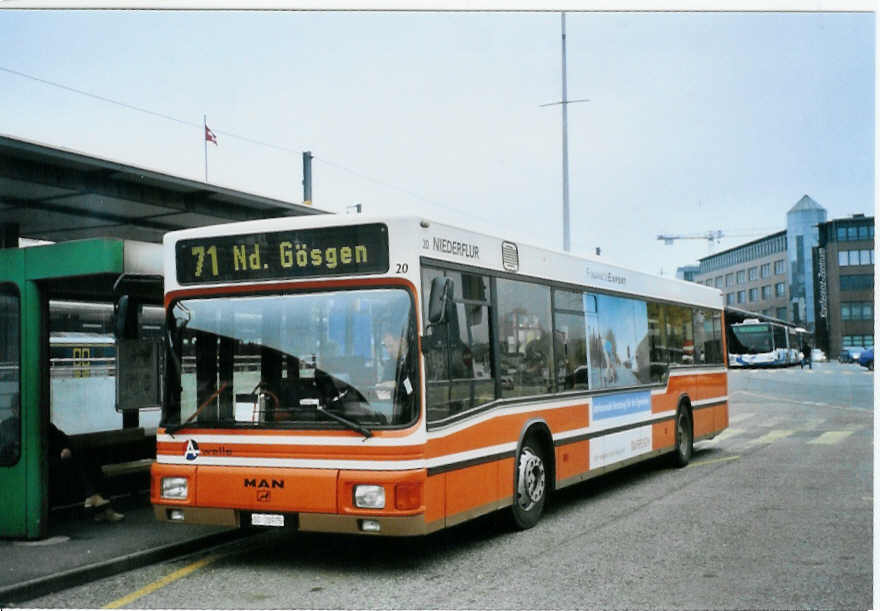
[205,125,218,145]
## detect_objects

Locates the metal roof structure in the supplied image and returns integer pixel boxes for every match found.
[0,134,327,244]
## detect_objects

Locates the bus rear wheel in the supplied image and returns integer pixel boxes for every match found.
[510,438,547,530]
[671,407,693,468]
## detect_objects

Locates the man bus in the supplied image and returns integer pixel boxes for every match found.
[151,216,727,535]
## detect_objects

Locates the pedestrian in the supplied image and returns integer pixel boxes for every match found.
[49,422,124,522]
[801,342,812,370]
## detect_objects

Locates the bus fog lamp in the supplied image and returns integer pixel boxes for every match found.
[168,509,185,521]
[354,485,385,509]
[161,477,188,499]
[359,519,381,532]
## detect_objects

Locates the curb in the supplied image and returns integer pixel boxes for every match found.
[0,527,254,605]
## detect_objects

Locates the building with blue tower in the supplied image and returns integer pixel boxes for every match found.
[690,195,873,355]
[786,195,827,330]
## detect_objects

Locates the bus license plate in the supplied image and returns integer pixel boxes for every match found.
[251,513,284,527]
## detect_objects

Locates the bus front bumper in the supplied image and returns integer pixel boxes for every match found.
[152,504,434,536]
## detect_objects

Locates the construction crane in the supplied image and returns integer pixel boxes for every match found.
[657,230,724,246]
[657,229,773,253]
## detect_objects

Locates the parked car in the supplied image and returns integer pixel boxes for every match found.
[839,347,863,363]
[858,347,873,371]
[810,348,826,363]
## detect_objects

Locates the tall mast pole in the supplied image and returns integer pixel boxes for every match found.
[561,12,571,252]
[540,13,587,252]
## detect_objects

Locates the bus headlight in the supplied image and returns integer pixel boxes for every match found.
[161,477,189,500]
[354,485,385,509]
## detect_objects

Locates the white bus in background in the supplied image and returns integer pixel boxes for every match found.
[727,318,805,367]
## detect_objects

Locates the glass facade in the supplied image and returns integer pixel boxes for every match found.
[838,249,874,266]
[841,302,873,320]
[786,197,827,329]
[840,275,874,291]
[835,221,874,242]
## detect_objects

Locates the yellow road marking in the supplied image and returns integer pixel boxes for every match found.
[103,552,222,609]
[801,418,827,430]
[808,431,855,445]
[746,429,795,446]
[758,416,784,428]
[729,412,754,424]
[709,427,745,441]
[689,455,741,468]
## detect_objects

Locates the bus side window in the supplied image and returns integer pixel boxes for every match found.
[695,308,723,365]
[647,302,668,384]
[664,304,694,368]
[421,268,494,423]
[496,278,553,397]
[773,325,788,351]
[552,288,587,391]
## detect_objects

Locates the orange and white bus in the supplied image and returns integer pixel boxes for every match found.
[151,216,727,535]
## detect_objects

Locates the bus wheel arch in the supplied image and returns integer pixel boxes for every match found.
[510,420,554,530]
[671,397,693,468]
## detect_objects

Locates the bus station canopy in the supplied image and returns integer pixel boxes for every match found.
[0,134,326,244]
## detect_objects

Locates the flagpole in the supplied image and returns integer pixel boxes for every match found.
[204,114,208,182]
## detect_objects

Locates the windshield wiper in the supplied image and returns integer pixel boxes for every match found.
[300,398,372,439]
[318,404,373,439]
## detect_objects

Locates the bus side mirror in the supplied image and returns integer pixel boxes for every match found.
[114,295,130,339]
[428,277,452,325]
[467,304,482,326]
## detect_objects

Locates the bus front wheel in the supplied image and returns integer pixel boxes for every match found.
[510,438,547,529]
[671,406,693,468]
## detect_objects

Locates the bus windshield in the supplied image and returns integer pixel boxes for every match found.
[163,288,418,431]
[730,324,773,353]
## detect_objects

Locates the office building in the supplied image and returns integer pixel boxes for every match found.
[689,196,873,353]
[812,214,875,356]
[693,231,789,320]
[692,195,828,330]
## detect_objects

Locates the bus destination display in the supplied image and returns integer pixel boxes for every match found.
[176,224,389,284]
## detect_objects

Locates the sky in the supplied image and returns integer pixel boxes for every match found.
[0,9,874,277]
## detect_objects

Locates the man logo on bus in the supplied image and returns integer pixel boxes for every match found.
[184,440,200,461]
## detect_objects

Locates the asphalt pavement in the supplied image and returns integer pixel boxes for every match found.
[0,493,249,605]
[1,361,871,608]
